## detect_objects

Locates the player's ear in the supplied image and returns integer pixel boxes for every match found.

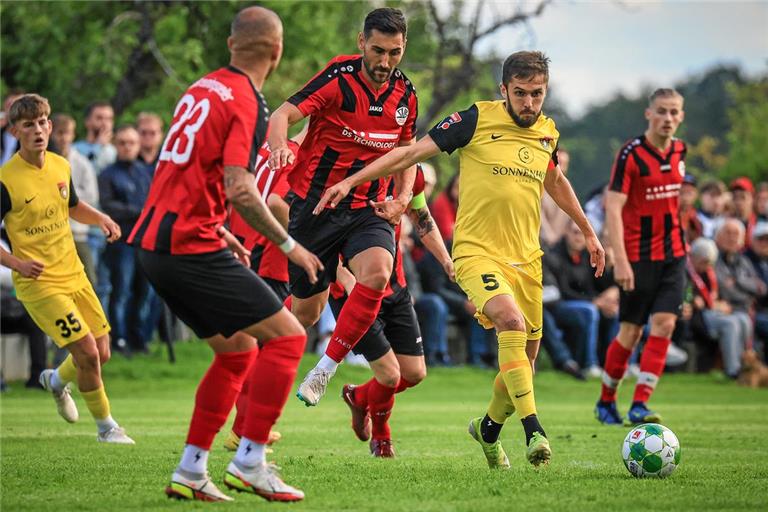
[499,82,507,98]
[357,32,365,52]
[644,107,652,121]
[226,35,235,52]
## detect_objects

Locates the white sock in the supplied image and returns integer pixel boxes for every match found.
[50,369,66,393]
[233,436,266,468]
[178,444,209,475]
[95,415,119,433]
[316,355,339,372]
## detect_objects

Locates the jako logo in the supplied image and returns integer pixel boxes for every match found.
[369,105,383,113]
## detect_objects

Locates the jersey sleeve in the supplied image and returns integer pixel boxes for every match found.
[427,105,479,155]
[68,177,79,207]
[287,58,340,117]
[608,146,637,195]
[0,182,11,220]
[547,143,560,171]
[223,103,262,170]
[413,164,426,196]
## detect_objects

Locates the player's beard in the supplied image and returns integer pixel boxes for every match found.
[505,98,540,128]
[363,59,392,86]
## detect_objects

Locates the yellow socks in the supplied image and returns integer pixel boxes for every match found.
[81,386,117,432]
[57,355,78,383]
[497,330,537,419]
[487,372,516,424]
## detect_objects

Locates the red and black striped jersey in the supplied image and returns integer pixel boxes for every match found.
[287,54,418,209]
[228,140,298,283]
[129,66,269,254]
[609,135,687,262]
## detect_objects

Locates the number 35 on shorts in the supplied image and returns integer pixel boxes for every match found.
[55,312,83,339]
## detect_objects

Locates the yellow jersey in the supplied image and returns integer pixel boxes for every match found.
[1,151,88,301]
[428,100,559,264]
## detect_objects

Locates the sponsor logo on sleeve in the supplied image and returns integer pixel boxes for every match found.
[438,112,462,130]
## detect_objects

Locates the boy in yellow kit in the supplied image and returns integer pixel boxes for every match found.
[0,94,133,444]
[314,52,605,467]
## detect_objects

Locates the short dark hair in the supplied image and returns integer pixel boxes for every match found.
[114,124,138,136]
[648,88,683,106]
[502,51,550,85]
[8,94,50,124]
[84,101,113,120]
[363,7,407,38]
[52,113,76,131]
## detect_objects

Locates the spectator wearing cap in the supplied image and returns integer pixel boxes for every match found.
[686,237,750,377]
[680,173,702,242]
[697,179,727,239]
[730,177,758,249]
[745,222,768,355]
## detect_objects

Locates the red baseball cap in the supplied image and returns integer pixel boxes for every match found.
[730,177,755,194]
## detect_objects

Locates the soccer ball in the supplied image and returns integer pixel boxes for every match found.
[621,423,681,478]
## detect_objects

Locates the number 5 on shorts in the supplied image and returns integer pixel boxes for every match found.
[481,273,499,291]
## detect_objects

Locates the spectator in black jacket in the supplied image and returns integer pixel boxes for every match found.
[98,125,153,354]
[545,220,620,376]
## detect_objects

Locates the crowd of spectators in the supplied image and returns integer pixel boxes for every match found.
[1,93,766,388]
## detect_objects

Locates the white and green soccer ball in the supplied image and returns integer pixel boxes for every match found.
[622,423,681,478]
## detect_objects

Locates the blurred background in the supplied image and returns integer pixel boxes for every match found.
[2,0,765,194]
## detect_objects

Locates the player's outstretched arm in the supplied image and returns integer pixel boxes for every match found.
[224,165,323,283]
[604,191,633,291]
[313,135,441,214]
[69,201,121,242]
[544,164,605,277]
[0,245,44,278]
[408,202,455,281]
[267,103,305,171]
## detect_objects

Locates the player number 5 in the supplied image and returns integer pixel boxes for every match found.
[159,94,211,165]
[55,312,82,339]
[481,273,499,291]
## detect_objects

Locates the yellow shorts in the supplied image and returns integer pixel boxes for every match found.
[23,286,110,348]
[454,255,543,339]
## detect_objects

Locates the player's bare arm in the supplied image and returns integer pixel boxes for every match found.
[216,225,251,267]
[544,164,605,277]
[0,245,44,279]
[267,193,290,229]
[224,165,324,283]
[69,200,121,242]
[314,135,440,213]
[267,103,305,170]
[604,190,633,291]
[407,204,454,281]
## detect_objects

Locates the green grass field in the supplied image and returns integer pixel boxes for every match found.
[2,342,767,511]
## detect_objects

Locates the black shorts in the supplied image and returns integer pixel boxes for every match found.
[328,287,423,362]
[619,257,685,325]
[262,277,290,303]
[137,249,283,339]
[288,197,395,299]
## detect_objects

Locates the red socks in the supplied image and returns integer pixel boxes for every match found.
[368,379,396,440]
[600,339,632,402]
[187,349,258,449]
[326,283,385,362]
[394,377,416,394]
[242,334,306,444]
[633,336,670,403]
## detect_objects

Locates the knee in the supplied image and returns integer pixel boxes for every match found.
[493,311,526,333]
[74,348,100,373]
[375,365,401,388]
[402,366,427,386]
[357,266,392,291]
[294,306,322,329]
[651,318,677,338]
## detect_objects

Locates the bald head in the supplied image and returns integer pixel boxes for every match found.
[229,6,282,56]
